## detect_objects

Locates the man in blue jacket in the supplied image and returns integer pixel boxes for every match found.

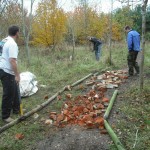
[125,26,141,76]
[87,36,102,61]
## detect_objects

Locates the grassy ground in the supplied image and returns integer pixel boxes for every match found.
[0,43,149,150]
[118,78,150,150]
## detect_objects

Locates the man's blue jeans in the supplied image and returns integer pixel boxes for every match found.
[95,45,101,61]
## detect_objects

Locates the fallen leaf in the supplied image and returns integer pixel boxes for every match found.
[65,94,72,99]
[49,114,57,120]
[78,85,85,90]
[83,108,89,113]
[57,114,64,122]
[102,97,109,103]
[57,95,62,100]
[100,129,108,134]
[86,121,94,129]
[78,120,85,126]
[95,117,104,126]
[15,133,24,140]
[99,125,105,129]
[44,95,48,99]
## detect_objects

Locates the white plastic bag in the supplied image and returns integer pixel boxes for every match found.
[19,72,38,97]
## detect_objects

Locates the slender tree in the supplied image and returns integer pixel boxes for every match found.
[21,0,35,65]
[108,0,113,65]
[68,16,76,60]
[139,0,148,90]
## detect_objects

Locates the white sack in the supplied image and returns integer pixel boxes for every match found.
[19,72,38,97]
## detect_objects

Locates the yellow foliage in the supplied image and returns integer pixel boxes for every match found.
[69,7,122,44]
[32,0,67,47]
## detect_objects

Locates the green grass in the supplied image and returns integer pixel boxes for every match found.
[0,43,150,150]
[116,79,150,150]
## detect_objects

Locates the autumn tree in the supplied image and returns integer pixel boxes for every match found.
[71,5,122,45]
[114,6,133,33]
[32,0,67,49]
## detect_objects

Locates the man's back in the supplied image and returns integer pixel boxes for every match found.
[0,36,18,75]
[127,30,140,51]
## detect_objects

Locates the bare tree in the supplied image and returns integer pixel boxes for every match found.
[139,0,148,91]
[117,0,141,8]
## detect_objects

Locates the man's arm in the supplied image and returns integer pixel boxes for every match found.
[90,37,98,43]
[127,33,133,51]
[9,58,20,83]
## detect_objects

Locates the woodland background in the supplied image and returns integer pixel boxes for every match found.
[0,0,150,49]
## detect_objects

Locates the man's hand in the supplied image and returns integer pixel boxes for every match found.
[10,58,20,84]
[15,73,20,84]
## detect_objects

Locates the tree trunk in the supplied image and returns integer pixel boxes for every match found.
[72,30,75,60]
[139,0,148,91]
[108,0,113,65]
[22,0,35,65]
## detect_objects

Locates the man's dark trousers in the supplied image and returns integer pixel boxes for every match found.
[0,69,20,119]
[127,50,139,76]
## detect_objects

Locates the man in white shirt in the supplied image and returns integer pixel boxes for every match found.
[0,25,20,123]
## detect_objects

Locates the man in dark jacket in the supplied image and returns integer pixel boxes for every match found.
[124,26,141,76]
[87,36,102,61]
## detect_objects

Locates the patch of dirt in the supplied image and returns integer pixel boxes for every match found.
[36,126,110,150]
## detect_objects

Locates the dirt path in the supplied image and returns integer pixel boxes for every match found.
[34,69,139,150]
[37,126,110,150]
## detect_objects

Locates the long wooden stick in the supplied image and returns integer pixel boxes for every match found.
[71,73,93,87]
[104,90,118,119]
[0,87,66,134]
[104,120,125,150]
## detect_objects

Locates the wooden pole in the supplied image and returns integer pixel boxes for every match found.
[104,120,125,150]
[104,90,118,119]
[0,87,66,134]
[71,73,93,87]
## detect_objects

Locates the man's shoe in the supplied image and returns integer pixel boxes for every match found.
[3,117,14,123]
